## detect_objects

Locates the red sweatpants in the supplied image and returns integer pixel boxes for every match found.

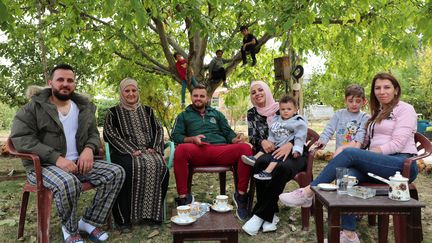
[174,143,253,195]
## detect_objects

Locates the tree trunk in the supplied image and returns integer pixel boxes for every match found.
[36,0,49,82]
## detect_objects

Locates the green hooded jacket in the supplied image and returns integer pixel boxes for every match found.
[171,104,236,145]
[10,88,100,172]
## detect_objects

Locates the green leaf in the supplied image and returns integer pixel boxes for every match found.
[102,0,115,16]
[130,0,147,27]
[0,0,10,23]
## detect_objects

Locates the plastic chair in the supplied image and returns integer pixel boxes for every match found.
[187,164,237,196]
[360,132,432,243]
[104,141,174,167]
[247,128,320,231]
[164,141,175,169]
[186,149,247,211]
[7,137,102,243]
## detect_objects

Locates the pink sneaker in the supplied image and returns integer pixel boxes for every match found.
[279,188,313,207]
[324,231,360,243]
[340,231,360,243]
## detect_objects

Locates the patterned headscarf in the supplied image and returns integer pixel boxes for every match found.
[250,80,279,124]
[119,77,140,111]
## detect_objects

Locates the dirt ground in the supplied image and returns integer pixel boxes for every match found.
[1,121,431,242]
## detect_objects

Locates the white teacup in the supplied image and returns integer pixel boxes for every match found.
[213,195,228,209]
[177,205,191,221]
[347,176,359,188]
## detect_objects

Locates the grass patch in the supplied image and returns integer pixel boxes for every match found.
[1,158,431,242]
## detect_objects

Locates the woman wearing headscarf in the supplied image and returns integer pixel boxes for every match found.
[242,81,309,236]
[103,78,169,232]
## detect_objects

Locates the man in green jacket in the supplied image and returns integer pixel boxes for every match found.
[171,84,253,221]
[10,64,125,243]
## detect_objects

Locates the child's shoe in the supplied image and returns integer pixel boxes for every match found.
[253,171,272,180]
[241,155,256,166]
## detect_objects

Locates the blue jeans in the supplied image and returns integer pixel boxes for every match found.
[181,77,199,105]
[310,147,418,231]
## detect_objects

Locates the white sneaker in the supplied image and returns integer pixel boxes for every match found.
[262,221,277,232]
[272,215,280,224]
[262,215,280,233]
[242,215,264,236]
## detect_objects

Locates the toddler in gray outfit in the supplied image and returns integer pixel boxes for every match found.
[242,95,307,180]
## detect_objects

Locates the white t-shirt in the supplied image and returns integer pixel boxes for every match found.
[59,101,79,161]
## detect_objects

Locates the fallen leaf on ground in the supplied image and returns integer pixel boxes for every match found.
[0,218,17,226]
[148,229,159,238]
[289,215,296,222]
[276,233,288,240]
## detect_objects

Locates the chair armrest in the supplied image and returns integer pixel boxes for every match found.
[402,153,431,178]
[305,147,319,177]
[7,137,43,189]
[104,142,111,163]
[164,141,175,169]
[94,146,104,160]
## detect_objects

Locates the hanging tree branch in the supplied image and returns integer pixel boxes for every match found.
[79,12,170,73]
[148,22,187,58]
[113,51,174,77]
[150,17,179,75]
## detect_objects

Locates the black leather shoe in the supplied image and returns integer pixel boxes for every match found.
[175,194,194,206]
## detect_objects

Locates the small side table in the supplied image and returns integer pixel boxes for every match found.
[311,186,425,243]
[170,209,240,243]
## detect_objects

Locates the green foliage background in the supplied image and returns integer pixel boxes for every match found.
[0,102,16,130]
[0,0,432,127]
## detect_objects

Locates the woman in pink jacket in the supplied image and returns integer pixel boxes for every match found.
[279,73,418,243]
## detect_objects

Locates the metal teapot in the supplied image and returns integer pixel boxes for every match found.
[367,172,410,201]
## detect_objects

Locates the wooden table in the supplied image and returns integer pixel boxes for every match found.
[311,186,425,243]
[170,209,240,243]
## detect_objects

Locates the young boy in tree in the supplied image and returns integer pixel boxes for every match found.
[208,50,230,88]
[240,26,259,67]
[242,95,307,180]
[174,52,199,108]
[315,84,370,157]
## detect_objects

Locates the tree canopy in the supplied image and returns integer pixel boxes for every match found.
[1,0,431,121]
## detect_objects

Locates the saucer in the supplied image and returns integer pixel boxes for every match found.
[210,204,233,213]
[318,183,337,191]
[170,215,197,225]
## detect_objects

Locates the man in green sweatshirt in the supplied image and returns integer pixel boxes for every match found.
[171,84,253,221]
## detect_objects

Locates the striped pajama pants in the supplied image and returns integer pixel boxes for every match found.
[27,160,125,234]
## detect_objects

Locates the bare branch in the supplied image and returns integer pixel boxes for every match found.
[148,22,187,57]
[175,4,195,61]
[151,17,179,74]
[79,12,170,72]
[36,0,49,82]
[114,51,174,77]
[195,32,208,71]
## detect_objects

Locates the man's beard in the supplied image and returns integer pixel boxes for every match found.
[53,88,74,101]
[192,101,206,110]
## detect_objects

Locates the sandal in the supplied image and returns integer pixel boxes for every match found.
[63,234,84,243]
[80,227,108,243]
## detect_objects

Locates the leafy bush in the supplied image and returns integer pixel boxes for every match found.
[94,99,118,127]
[0,102,17,130]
